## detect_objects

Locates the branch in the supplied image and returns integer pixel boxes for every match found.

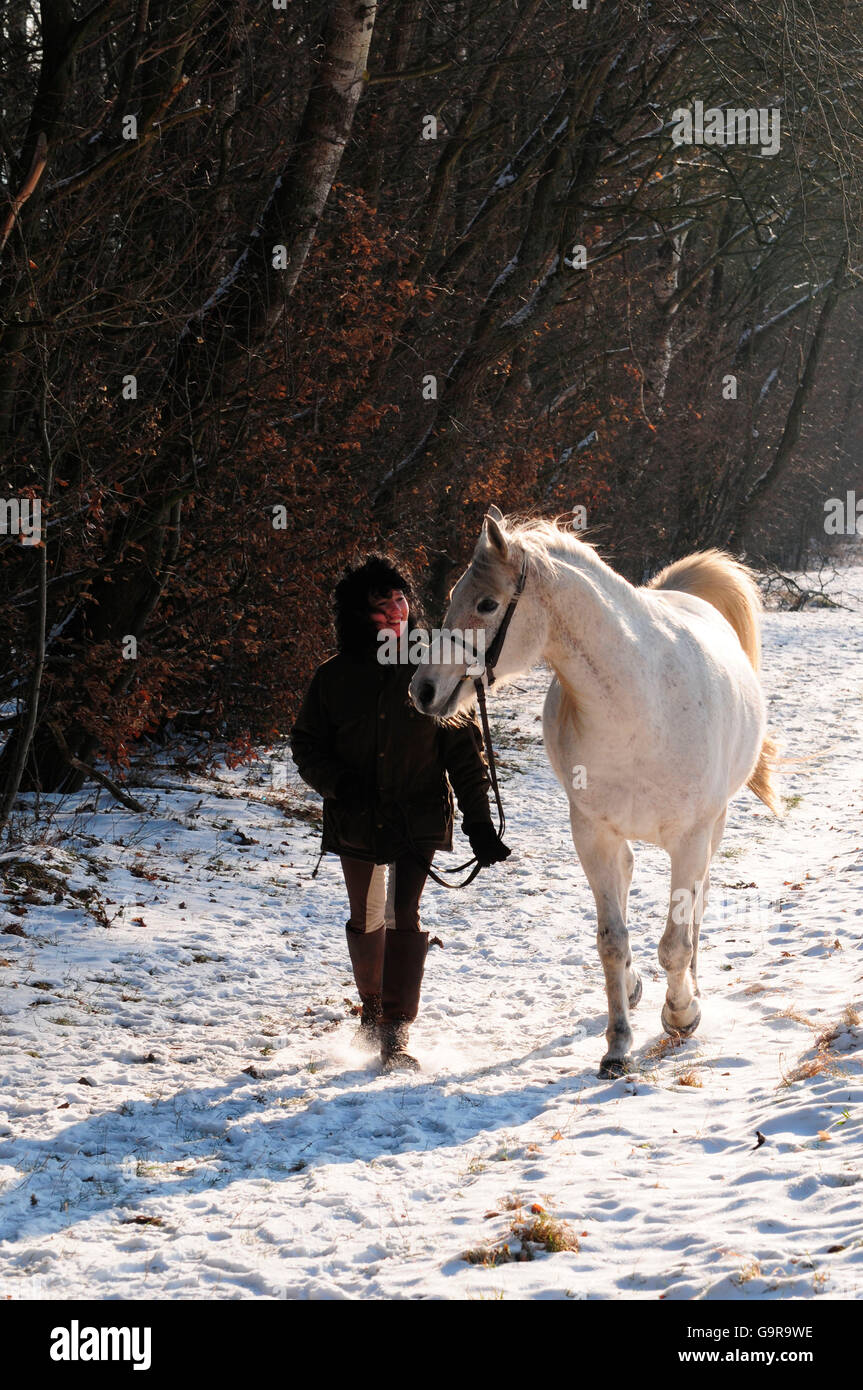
[46,84,205,204]
[0,133,48,257]
[366,60,455,85]
[46,721,148,813]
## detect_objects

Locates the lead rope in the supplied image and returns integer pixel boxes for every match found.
[391,554,526,891]
[393,672,507,890]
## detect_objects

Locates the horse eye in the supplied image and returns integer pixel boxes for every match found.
[477,598,499,615]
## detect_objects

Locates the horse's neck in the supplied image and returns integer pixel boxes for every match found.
[537,545,647,715]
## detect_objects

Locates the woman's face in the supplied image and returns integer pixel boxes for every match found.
[368,587,409,638]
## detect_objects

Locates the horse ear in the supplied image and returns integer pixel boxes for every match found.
[486,503,504,523]
[482,508,508,560]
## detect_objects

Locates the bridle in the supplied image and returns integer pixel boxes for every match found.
[479,551,529,691]
[417,551,528,889]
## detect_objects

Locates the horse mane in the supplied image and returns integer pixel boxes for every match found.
[475,514,605,739]
[477,513,605,586]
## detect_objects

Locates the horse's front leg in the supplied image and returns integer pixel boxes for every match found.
[571,813,637,1078]
[659,829,712,1037]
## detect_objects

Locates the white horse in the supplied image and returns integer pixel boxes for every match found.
[410,507,777,1077]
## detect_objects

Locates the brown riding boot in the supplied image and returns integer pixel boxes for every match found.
[379,929,429,1072]
[345,924,385,1051]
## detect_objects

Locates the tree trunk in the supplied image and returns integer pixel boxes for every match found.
[727,252,847,548]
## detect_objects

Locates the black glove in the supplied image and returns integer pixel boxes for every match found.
[465,821,511,867]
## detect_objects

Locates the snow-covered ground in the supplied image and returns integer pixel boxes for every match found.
[1,569,862,1301]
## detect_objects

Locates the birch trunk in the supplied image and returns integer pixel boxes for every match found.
[210,0,378,346]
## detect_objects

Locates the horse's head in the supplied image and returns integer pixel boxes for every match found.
[409,506,545,717]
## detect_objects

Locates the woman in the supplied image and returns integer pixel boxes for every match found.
[290,554,510,1071]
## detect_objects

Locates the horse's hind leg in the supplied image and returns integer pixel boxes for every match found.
[618,836,641,1006]
[571,813,637,1077]
[659,829,712,1037]
[691,809,727,997]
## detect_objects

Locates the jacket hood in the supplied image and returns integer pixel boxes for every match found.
[333,554,424,660]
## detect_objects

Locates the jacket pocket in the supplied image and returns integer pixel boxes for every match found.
[396,783,451,845]
[328,801,374,854]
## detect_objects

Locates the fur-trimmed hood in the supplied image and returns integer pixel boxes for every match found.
[333,554,425,660]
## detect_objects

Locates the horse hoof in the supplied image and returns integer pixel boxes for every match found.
[661,999,701,1039]
[599,1054,633,1079]
[627,971,643,1009]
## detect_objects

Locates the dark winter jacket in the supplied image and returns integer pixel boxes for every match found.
[290,652,493,864]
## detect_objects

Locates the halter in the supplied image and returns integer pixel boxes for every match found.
[480,552,529,687]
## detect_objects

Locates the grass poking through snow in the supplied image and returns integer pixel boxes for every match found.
[462,1202,580,1266]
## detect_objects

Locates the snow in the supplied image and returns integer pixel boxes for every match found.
[735,280,832,354]
[464,98,568,234]
[488,253,520,297]
[1,568,862,1300]
[501,255,561,331]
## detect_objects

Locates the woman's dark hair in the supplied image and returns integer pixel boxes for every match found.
[333,553,426,658]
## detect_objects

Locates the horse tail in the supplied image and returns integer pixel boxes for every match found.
[648,549,779,814]
[648,549,763,667]
[746,731,780,816]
